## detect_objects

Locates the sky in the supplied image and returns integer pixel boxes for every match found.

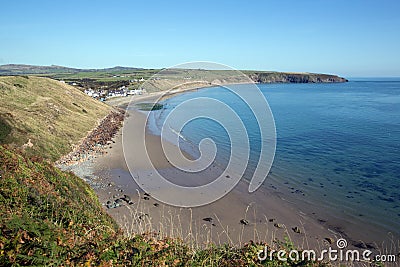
[1,0,400,77]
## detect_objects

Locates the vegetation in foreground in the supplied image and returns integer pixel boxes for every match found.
[0,146,328,266]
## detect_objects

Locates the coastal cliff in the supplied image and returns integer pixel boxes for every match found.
[248,72,348,83]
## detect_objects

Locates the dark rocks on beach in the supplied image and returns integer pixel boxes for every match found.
[274,223,284,229]
[106,200,120,209]
[153,203,159,207]
[138,213,149,220]
[143,196,149,200]
[268,218,275,222]
[292,226,302,234]
[144,192,150,196]
[105,194,134,209]
[121,195,133,204]
[57,109,125,165]
[240,219,249,225]
[122,194,130,201]
[324,237,335,244]
[203,217,213,222]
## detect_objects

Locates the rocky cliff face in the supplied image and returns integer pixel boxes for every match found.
[248,72,348,83]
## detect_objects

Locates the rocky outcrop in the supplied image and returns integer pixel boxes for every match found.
[57,109,125,165]
[248,72,348,83]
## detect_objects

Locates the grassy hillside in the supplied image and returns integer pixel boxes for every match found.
[0,76,111,161]
[0,64,348,85]
[0,146,324,266]
[0,145,119,265]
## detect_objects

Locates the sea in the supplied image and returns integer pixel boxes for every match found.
[147,79,400,243]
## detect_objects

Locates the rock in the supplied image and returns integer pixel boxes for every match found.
[268,218,275,222]
[324,237,335,244]
[274,223,284,229]
[138,213,149,220]
[292,226,301,234]
[120,195,134,205]
[106,201,117,209]
[144,192,150,196]
[203,217,213,222]
[143,196,149,200]
[153,203,159,207]
[240,219,249,225]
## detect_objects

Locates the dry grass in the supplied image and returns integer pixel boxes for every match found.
[0,76,111,161]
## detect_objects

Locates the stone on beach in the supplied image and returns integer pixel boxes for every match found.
[324,237,335,244]
[292,226,302,234]
[274,223,284,229]
[240,219,249,225]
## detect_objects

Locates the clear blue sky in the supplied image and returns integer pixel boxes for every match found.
[1,0,399,77]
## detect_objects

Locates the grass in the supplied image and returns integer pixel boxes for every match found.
[0,117,11,143]
[0,76,111,161]
[0,145,119,265]
[0,145,330,266]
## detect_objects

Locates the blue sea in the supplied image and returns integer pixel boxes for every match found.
[148,79,400,241]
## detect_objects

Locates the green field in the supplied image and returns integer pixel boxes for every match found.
[0,64,348,90]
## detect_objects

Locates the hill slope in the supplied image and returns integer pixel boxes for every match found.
[0,146,323,266]
[0,64,347,85]
[0,146,120,265]
[0,64,143,75]
[0,76,111,161]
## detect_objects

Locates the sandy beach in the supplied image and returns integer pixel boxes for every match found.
[85,93,346,252]
[58,88,394,257]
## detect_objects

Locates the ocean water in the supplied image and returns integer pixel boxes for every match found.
[148,80,400,240]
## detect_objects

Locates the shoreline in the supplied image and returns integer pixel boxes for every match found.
[61,84,394,254]
[86,90,350,251]
[91,107,337,250]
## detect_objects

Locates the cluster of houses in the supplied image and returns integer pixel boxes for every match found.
[84,86,145,101]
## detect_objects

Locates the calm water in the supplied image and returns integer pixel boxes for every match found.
[148,80,400,239]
